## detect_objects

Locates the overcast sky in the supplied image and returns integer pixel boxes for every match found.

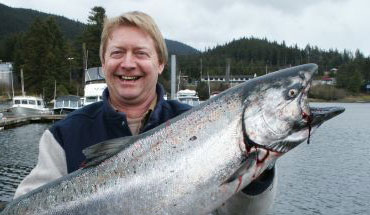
[1,0,369,56]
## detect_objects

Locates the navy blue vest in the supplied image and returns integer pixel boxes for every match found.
[49,84,191,173]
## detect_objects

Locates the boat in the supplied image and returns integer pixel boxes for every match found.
[83,82,107,106]
[176,89,201,106]
[53,95,83,114]
[82,67,107,106]
[9,96,52,116]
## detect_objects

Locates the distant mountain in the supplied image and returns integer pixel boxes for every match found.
[165,39,199,55]
[0,3,84,41]
[0,3,199,55]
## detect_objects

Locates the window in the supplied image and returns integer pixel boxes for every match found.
[71,101,78,108]
[86,96,98,103]
[56,101,64,108]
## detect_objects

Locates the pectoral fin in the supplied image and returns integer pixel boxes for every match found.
[82,135,140,168]
[222,152,258,192]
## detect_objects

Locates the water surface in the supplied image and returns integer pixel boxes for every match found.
[268,103,370,215]
[0,103,369,214]
[0,123,49,201]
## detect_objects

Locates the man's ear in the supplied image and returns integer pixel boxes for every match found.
[158,63,165,75]
[102,61,106,75]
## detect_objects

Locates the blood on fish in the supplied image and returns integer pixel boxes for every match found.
[235,175,243,193]
[257,150,269,164]
[79,161,87,169]
[302,112,313,144]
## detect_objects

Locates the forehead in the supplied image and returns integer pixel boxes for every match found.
[107,25,155,49]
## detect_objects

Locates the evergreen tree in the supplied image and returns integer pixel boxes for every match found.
[337,62,364,93]
[81,6,106,68]
[14,17,69,101]
[348,69,363,93]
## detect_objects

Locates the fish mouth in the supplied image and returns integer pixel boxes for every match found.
[309,106,345,127]
[244,106,345,154]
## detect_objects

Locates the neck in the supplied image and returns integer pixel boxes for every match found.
[110,92,157,119]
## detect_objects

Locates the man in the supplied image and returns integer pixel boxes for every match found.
[14,11,276,214]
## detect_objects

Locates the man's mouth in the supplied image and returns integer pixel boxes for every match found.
[117,75,141,81]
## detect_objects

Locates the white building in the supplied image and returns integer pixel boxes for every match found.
[0,62,13,87]
[201,75,254,83]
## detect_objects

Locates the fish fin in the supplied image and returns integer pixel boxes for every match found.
[82,136,139,168]
[223,152,258,184]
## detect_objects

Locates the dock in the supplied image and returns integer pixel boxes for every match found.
[0,115,66,130]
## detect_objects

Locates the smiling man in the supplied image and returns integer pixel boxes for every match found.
[101,21,167,134]
[14,11,276,214]
[102,25,164,108]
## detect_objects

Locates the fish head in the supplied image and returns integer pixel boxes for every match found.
[242,64,344,154]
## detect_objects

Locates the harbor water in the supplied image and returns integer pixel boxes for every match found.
[0,103,369,214]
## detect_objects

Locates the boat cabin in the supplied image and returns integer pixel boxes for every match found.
[12,96,46,109]
[177,89,201,106]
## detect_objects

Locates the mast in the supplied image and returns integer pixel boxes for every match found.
[207,71,211,98]
[20,68,25,96]
[54,80,57,101]
[10,66,14,99]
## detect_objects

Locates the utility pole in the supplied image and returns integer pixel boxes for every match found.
[20,67,25,96]
[225,58,230,85]
[11,68,14,98]
[53,80,57,102]
[67,57,74,86]
[200,58,203,81]
[265,64,268,74]
[170,55,176,100]
[207,71,211,98]
[82,43,88,86]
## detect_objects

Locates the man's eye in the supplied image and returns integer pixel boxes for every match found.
[111,51,123,57]
[136,51,149,57]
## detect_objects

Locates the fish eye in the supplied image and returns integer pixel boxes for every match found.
[288,88,299,98]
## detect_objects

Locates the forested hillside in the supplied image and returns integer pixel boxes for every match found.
[176,37,370,97]
[0,4,199,101]
[0,3,368,102]
[0,3,84,41]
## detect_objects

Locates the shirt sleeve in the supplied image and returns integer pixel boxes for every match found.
[213,167,277,215]
[13,130,68,199]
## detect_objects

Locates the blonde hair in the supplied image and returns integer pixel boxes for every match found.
[100,11,168,65]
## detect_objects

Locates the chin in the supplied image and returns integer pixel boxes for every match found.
[119,92,140,100]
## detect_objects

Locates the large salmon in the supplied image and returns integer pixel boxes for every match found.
[1,64,344,214]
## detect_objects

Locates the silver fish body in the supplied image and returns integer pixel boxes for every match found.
[1,64,344,215]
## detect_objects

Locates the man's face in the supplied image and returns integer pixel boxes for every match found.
[102,25,164,105]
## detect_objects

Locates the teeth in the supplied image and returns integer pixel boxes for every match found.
[119,76,139,80]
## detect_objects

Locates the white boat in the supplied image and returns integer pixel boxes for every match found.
[83,83,107,106]
[53,95,83,114]
[9,96,52,116]
[82,67,107,106]
[176,89,201,106]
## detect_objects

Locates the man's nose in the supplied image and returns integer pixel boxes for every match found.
[120,52,136,69]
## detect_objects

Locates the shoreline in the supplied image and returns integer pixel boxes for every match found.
[309,99,370,103]
[1,95,370,104]
[309,94,370,103]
